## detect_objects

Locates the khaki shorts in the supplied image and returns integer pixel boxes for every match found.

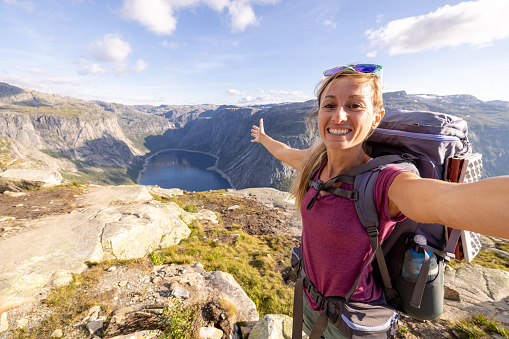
[302,292,348,339]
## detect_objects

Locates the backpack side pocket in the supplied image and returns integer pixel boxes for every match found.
[395,265,444,320]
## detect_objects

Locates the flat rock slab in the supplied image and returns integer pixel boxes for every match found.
[0,185,190,313]
[442,267,509,327]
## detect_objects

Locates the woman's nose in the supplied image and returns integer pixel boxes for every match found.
[332,107,347,122]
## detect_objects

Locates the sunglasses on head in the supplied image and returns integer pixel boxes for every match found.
[323,63,383,77]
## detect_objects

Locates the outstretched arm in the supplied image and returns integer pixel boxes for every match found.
[251,118,308,170]
[388,172,509,239]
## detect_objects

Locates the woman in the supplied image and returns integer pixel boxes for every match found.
[250,64,509,338]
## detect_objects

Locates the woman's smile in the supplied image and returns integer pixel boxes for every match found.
[327,127,351,136]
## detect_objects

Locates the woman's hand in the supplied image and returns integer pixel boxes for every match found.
[250,117,308,170]
[251,118,265,143]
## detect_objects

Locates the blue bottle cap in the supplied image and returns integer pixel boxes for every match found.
[409,248,432,258]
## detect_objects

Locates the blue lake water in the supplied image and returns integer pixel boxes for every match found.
[139,150,232,192]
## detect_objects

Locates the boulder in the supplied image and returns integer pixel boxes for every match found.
[0,169,62,192]
[198,327,223,339]
[148,186,183,198]
[204,271,259,322]
[100,204,191,260]
[249,314,296,339]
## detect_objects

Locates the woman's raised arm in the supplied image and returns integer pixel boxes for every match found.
[388,172,509,239]
[251,118,308,170]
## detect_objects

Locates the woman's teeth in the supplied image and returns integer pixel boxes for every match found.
[328,128,350,135]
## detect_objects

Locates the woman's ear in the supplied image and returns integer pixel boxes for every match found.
[372,109,385,128]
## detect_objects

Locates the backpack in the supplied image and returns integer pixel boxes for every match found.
[291,110,483,339]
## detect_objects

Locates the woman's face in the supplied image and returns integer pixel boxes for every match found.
[318,76,383,152]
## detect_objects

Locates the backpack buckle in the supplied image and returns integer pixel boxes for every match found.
[348,190,359,201]
[309,179,323,191]
[366,226,378,237]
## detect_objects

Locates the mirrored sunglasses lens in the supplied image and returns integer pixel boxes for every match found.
[352,64,378,73]
[324,66,346,76]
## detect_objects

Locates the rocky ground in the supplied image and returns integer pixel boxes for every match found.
[0,187,84,240]
[0,186,508,338]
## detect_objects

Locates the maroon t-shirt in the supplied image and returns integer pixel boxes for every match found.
[301,162,408,310]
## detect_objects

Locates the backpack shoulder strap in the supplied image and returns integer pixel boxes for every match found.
[345,156,418,300]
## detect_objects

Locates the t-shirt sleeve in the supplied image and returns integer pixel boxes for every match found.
[374,165,410,223]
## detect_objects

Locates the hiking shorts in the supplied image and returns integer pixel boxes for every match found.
[302,292,348,339]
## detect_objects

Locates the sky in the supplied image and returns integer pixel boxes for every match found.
[1,0,509,106]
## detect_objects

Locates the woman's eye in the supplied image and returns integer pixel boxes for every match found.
[349,103,364,109]
[323,103,335,109]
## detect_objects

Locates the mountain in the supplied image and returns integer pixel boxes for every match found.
[0,83,508,188]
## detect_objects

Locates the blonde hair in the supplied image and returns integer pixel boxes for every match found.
[291,69,384,211]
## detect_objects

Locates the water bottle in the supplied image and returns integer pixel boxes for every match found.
[401,235,439,283]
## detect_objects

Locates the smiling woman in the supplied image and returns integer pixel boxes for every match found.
[250,63,509,339]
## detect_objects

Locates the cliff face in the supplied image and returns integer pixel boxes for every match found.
[0,112,142,167]
[0,83,146,168]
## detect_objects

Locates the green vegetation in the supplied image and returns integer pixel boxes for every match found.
[396,324,410,335]
[455,314,509,338]
[449,240,509,272]
[271,176,293,192]
[40,149,73,160]
[40,149,136,185]
[0,104,84,117]
[0,137,12,156]
[148,251,165,266]
[159,300,197,339]
[183,204,200,213]
[61,166,135,186]
[155,223,294,316]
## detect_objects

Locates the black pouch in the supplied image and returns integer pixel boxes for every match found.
[328,294,399,339]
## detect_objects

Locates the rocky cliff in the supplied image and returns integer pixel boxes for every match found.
[0,83,145,168]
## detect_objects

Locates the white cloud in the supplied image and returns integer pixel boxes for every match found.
[239,94,278,103]
[238,88,312,104]
[228,1,258,32]
[162,40,180,50]
[88,34,132,63]
[322,19,336,29]
[121,0,177,35]
[14,66,51,76]
[227,88,245,96]
[366,0,509,56]
[133,59,148,73]
[115,59,148,76]
[78,61,107,75]
[269,89,303,96]
[3,0,35,12]
[120,0,268,34]
[0,73,84,93]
